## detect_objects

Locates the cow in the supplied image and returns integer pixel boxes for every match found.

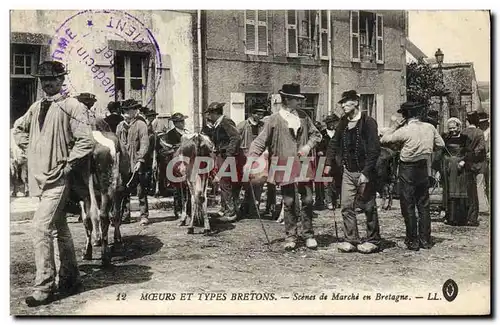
[80,119,129,266]
[10,128,29,197]
[175,133,216,235]
[376,145,399,211]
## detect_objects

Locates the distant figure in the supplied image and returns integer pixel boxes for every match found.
[104,101,124,133]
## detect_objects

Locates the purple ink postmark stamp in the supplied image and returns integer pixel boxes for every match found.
[49,10,162,107]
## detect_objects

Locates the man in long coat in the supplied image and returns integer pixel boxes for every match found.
[248,83,322,250]
[203,102,243,222]
[122,99,151,226]
[237,103,267,217]
[13,61,95,306]
[461,111,487,226]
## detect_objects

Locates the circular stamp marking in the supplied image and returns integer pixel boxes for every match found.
[48,10,163,108]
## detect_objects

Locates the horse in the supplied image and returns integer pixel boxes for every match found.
[174,133,216,235]
[10,128,29,197]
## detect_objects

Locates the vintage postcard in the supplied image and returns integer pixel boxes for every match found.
[9,9,491,316]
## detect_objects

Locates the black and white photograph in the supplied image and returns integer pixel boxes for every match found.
[8,7,491,316]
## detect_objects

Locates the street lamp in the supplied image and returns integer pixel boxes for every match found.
[435,48,445,133]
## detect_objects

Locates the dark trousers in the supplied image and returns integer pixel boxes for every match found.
[467,172,479,224]
[315,182,336,206]
[266,183,277,212]
[340,169,380,245]
[281,182,314,240]
[128,170,149,219]
[173,182,191,217]
[219,177,242,217]
[240,182,264,216]
[398,160,431,245]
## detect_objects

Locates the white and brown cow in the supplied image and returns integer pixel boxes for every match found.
[80,119,129,266]
[175,133,216,235]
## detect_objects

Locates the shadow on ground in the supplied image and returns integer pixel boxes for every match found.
[78,264,153,293]
[111,235,164,263]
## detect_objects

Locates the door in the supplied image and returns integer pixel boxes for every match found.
[10,78,36,127]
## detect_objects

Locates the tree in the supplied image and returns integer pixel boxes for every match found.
[406,58,442,104]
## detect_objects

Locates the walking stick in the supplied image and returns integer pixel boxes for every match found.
[249,180,272,250]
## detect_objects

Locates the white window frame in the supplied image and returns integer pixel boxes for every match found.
[115,53,147,102]
[350,10,361,62]
[286,10,298,57]
[375,14,384,64]
[244,10,268,55]
[319,10,329,60]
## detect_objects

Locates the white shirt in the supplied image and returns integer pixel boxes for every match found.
[279,108,301,135]
[213,115,224,128]
[326,129,335,138]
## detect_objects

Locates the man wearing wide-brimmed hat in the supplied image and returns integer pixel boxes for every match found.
[247,83,322,250]
[203,101,243,222]
[325,90,381,254]
[381,101,445,250]
[461,111,487,226]
[158,112,191,216]
[121,99,151,225]
[236,102,268,218]
[13,61,94,306]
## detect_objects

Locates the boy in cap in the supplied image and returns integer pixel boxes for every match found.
[325,90,381,254]
[203,102,244,222]
[381,101,445,250]
[13,61,94,306]
[248,83,322,250]
[461,111,487,226]
[121,99,151,225]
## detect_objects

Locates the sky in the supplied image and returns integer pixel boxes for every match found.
[409,10,490,82]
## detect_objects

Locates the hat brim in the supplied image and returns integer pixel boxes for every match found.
[32,71,69,78]
[338,96,360,104]
[171,115,188,121]
[278,90,305,99]
[122,104,142,110]
[397,104,426,113]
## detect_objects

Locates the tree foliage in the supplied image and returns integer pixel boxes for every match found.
[406,58,442,104]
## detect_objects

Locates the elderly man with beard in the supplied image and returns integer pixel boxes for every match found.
[325,90,381,254]
[13,61,94,306]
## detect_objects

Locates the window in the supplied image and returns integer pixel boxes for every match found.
[460,92,473,112]
[245,10,268,55]
[114,51,148,102]
[286,10,320,58]
[359,94,376,119]
[350,11,384,63]
[244,93,269,119]
[302,93,319,120]
[319,10,329,59]
[11,44,38,76]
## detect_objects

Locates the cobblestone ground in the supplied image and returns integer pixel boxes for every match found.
[10,189,491,315]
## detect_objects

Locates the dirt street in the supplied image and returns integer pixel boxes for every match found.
[10,197,491,316]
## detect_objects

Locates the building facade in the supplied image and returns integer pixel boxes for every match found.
[202,10,407,127]
[10,10,198,131]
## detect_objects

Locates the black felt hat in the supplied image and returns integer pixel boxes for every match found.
[203,102,225,114]
[171,112,189,122]
[121,99,142,110]
[338,90,360,104]
[278,83,305,99]
[466,111,480,125]
[251,102,268,114]
[324,114,340,123]
[397,101,426,114]
[32,61,69,78]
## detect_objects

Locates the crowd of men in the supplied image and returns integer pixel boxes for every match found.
[12,61,491,307]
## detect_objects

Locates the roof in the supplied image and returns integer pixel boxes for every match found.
[406,39,428,60]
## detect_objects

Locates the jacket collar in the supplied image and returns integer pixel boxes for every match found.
[213,115,225,128]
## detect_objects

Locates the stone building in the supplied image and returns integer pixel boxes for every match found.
[201,10,408,127]
[10,10,198,131]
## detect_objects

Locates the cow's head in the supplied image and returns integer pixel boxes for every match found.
[179,133,215,158]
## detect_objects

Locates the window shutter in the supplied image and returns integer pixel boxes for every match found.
[230,92,246,125]
[286,10,298,56]
[245,11,256,54]
[320,10,328,59]
[257,10,268,55]
[376,94,384,127]
[376,14,384,63]
[350,10,360,62]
